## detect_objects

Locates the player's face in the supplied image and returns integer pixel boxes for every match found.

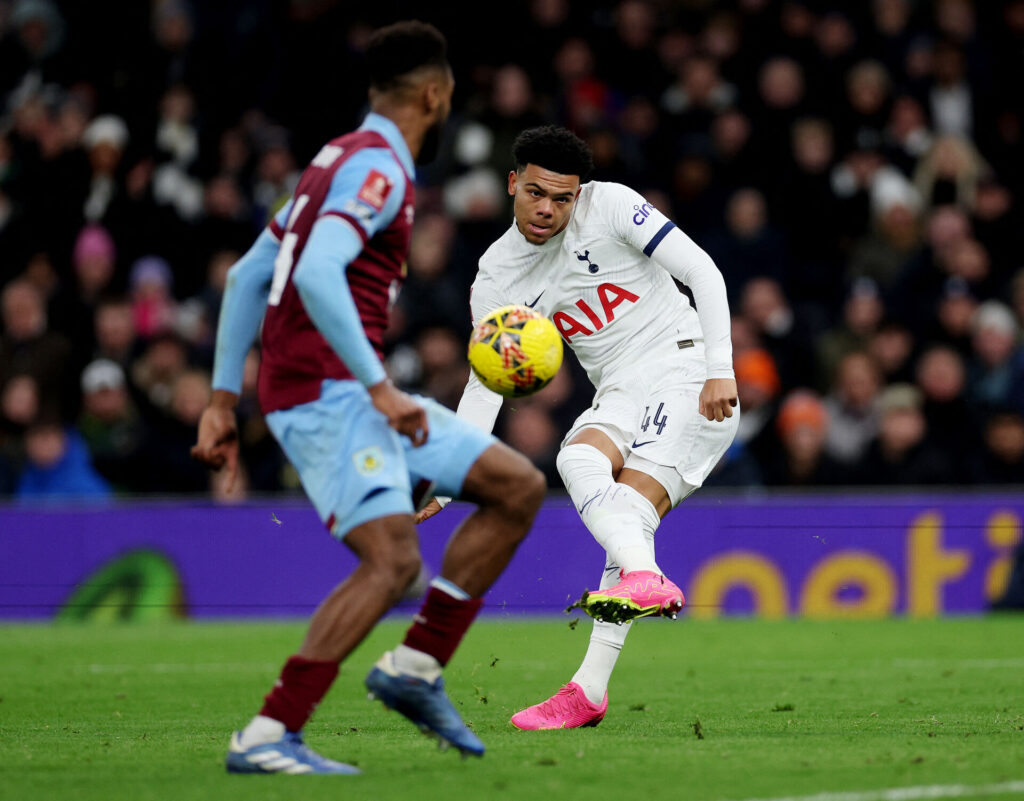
[508,164,581,245]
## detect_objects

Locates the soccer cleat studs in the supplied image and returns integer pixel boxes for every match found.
[567,571,685,625]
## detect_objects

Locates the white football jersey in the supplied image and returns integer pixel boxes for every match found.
[471,181,709,387]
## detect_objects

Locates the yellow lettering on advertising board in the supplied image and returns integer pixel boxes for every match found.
[689,552,787,620]
[906,512,970,617]
[985,511,1022,601]
[799,551,897,618]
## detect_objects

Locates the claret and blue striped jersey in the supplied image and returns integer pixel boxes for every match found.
[210,112,417,413]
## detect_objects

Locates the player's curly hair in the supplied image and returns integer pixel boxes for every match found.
[512,126,594,180]
[366,21,448,91]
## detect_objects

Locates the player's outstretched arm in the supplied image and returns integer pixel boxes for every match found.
[193,229,279,487]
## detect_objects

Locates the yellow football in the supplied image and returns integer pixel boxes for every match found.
[467,305,563,397]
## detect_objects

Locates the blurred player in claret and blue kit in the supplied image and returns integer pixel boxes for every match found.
[191,21,545,775]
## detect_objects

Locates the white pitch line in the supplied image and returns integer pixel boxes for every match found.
[735,780,1024,801]
[893,658,1024,669]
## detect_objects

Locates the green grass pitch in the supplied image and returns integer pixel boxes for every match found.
[2,616,1023,801]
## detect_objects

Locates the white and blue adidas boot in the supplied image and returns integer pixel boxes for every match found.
[225,730,361,775]
[365,651,485,757]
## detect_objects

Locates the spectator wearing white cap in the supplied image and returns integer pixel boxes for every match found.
[966,301,1024,412]
[847,170,924,292]
[82,114,129,222]
[77,358,150,493]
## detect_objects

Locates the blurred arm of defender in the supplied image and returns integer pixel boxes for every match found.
[414,281,505,523]
[191,226,280,490]
[648,226,738,422]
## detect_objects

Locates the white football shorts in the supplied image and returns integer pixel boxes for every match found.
[562,338,739,507]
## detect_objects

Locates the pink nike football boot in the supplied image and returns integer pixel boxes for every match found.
[570,570,685,625]
[510,682,608,730]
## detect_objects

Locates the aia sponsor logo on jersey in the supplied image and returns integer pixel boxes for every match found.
[552,282,640,343]
[358,169,393,211]
[632,201,656,225]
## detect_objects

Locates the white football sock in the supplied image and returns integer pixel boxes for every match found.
[572,559,632,704]
[571,501,664,705]
[238,714,286,748]
[557,444,661,574]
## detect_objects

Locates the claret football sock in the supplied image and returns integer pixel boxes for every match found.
[401,580,483,668]
[258,655,339,733]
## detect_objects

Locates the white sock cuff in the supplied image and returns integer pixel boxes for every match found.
[557,443,613,483]
[430,576,471,601]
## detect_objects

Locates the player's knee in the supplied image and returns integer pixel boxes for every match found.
[358,521,421,592]
[390,548,422,592]
[502,461,546,521]
[375,546,420,597]
[556,443,613,487]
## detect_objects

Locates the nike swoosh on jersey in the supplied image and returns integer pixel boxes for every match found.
[525,291,545,308]
[631,439,656,448]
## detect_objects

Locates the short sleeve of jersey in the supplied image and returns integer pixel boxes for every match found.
[592,182,677,258]
[320,149,407,242]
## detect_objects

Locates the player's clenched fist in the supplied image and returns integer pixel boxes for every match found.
[191,389,241,490]
[698,377,739,423]
[368,379,429,446]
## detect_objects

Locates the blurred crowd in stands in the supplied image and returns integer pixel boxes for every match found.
[2,0,1024,499]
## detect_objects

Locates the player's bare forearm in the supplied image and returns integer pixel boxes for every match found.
[698,377,738,422]
[368,379,429,446]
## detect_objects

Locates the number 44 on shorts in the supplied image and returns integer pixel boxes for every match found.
[640,402,668,435]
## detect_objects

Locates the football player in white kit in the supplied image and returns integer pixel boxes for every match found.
[418,126,739,729]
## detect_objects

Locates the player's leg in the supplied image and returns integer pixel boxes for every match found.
[583,374,741,625]
[510,401,663,728]
[553,411,681,625]
[559,426,665,576]
[298,516,420,662]
[228,383,419,774]
[511,464,668,730]
[367,400,545,754]
[432,441,547,593]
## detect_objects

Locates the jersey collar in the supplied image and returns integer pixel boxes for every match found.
[359,112,416,178]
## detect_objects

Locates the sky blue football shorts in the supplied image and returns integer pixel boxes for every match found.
[265,379,495,539]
